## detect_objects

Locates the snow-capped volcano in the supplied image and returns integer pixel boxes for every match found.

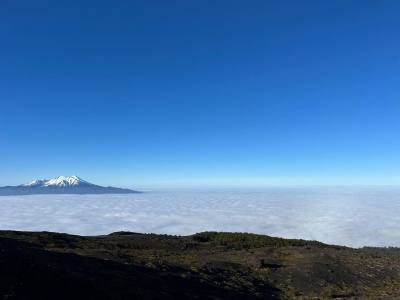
[23,176,90,188]
[1,176,140,195]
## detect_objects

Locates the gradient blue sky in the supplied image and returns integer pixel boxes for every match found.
[1,1,400,188]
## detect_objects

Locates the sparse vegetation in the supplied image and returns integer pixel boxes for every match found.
[1,230,400,299]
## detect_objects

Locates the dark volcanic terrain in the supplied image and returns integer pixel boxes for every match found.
[0,230,399,299]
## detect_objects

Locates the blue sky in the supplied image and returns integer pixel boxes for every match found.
[1,1,400,188]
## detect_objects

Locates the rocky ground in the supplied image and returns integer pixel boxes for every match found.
[0,230,400,299]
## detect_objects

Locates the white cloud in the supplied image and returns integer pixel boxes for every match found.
[0,187,400,247]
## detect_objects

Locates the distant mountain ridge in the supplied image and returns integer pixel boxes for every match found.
[0,176,140,195]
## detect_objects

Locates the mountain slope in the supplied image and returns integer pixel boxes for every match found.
[0,230,399,299]
[0,176,140,195]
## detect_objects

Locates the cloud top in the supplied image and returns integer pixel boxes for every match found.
[0,187,399,247]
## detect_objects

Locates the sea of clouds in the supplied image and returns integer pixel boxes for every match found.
[0,187,399,247]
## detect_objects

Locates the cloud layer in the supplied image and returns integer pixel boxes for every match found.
[0,187,399,247]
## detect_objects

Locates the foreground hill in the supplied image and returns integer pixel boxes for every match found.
[0,230,399,299]
[0,176,140,195]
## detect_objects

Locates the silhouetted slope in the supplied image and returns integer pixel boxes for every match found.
[0,230,399,299]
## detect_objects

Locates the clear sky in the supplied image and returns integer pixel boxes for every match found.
[1,1,400,188]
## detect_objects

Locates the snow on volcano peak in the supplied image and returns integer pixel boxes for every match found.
[22,179,47,187]
[22,176,90,188]
[44,176,89,187]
